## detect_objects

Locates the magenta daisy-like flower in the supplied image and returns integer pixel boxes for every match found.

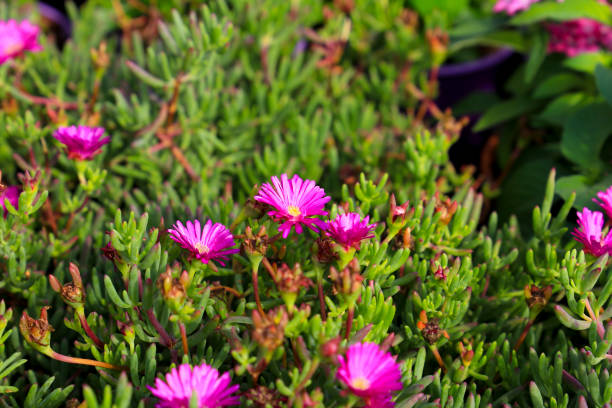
[168,219,239,266]
[148,362,240,408]
[336,342,402,407]
[53,126,110,160]
[594,186,612,219]
[571,207,612,257]
[0,20,42,65]
[254,174,331,238]
[326,212,377,250]
[0,186,20,218]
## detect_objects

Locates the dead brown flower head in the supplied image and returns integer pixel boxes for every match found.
[19,307,53,348]
[252,306,288,351]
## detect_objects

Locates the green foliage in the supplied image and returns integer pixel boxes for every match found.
[0,0,611,407]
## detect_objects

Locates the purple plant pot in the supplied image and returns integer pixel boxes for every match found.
[436,48,514,110]
[38,2,72,42]
[437,48,518,171]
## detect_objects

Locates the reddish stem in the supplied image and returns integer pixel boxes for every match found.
[179,322,189,357]
[431,345,446,373]
[77,311,104,350]
[146,309,175,348]
[345,307,354,340]
[514,319,534,351]
[16,89,79,110]
[252,264,265,317]
[51,351,124,371]
[318,281,327,322]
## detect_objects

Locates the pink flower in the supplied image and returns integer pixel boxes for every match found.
[148,362,240,408]
[547,18,612,56]
[0,20,42,65]
[493,0,540,14]
[53,126,110,160]
[168,219,239,266]
[571,207,612,257]
[0,186,20,218]
[254,174,330,238]
[594,186,612,219]
[326,212,376,250]
[336,342,402,407]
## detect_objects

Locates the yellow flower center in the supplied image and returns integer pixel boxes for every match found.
[351,377,370,390]
[194,243,210,255]
[287,205,301,217]
[5,41,23,55]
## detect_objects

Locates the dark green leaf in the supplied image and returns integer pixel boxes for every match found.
[533,73,585,99]
[474,97,541,131]
[594,64,612,107]
[564,52,612,73]
[525,31,548,84]
[511,0,612,25]
[561,102,612,172]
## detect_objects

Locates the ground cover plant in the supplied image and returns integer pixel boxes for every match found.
[0,0,611,407]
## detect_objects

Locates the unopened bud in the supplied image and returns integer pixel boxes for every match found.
[321,336,342,359]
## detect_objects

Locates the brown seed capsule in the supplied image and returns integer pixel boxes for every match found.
[252,306,288,351]
[434,193,458,226]
[241,226,270,257]
[49,263,85,306]
[417,310,450,345]
[19,307,53,348]
[525,285,553,309]
[157,266,186,304]
[244,385,287,408]
[314,237,338,264]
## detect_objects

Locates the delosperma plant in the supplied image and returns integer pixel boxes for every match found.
[0,1,611,408]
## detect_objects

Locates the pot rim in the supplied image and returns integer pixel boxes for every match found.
[438,48,514,77]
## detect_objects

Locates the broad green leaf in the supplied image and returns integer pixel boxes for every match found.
[474,97,541,131]
[448,15,507,38]
[511,0,612,25]
[498,146,561,229]
[556,174,612,210]
[537,92,594,126]
[532,73,584,99]
[594,64,612,107]
[564,52,612,73]
[560,102,612,172]
[525,30,548,84]
[448,31,526,54]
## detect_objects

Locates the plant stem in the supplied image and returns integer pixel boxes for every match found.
[179,322,189,357]
[584,298,605,340]
[146,309,175,349]
[514,319,534,351]
[345,307,354,340]
[562,369,584,391]
[51,351,124,371]
[318,280,327,322]
[77,310,104,350]
[252,263,265,317]
[209,285,242,298]
[430,345,446,372]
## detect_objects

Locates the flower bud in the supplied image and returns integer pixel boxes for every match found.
[321,336,342,359]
